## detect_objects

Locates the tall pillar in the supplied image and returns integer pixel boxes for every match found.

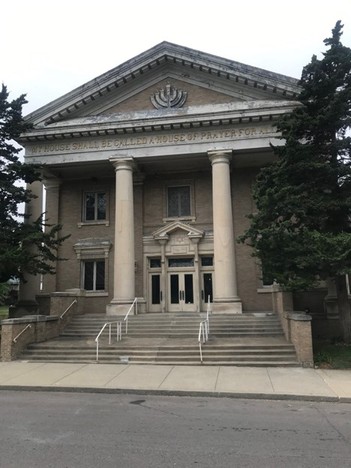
[42,176,61,293]
[16,181,44,316]
[208,150,242,313]
[107,158,135,315]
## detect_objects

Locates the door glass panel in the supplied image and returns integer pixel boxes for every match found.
[170,274,179,304]
[203,273,213,303]
[151,275,160,304]
[184,274,194,304]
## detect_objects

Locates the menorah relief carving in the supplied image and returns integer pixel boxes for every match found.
[150,83,188,109]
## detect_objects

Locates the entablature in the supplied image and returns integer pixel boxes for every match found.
[20,100,298,143]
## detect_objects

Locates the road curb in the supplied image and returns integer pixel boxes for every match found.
[0,385,343,403]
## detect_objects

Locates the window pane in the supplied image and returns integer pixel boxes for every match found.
[168,258,194,267]
[97,193,106,220]
[150,258,161,268]
[84,261,94,290]
[85,193,95,221]
[179,187,191,216]
[201,256,213,267]
[168,186,190,217]
[95,261,105,290]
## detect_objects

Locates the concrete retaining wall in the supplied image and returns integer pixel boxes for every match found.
[1,292,82,362]
[272,285,314,367]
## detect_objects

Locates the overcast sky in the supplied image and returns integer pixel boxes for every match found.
[2,0,351,116]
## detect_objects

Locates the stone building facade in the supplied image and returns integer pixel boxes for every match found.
[19,42,302,316]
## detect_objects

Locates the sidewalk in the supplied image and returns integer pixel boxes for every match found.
[1,361,351,402]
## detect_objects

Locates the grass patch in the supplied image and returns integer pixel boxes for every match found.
[0,305,9,320]
[314,340,351,369]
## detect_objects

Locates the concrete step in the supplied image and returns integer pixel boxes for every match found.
[18,312,299,367]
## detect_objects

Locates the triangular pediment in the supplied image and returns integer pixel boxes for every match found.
[153,221,204,240]
[25,42,300,130]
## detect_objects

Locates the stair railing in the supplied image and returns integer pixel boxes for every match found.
[206,295,211,332]
[95,298,137,362]
[13,324,32,343]
[60,299,77,320]
[198,296,211,363]
[95,320,122,362]
[198,320,209,363]
[124,297,138,334]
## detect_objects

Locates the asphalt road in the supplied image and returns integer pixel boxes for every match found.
[0,391,350,468]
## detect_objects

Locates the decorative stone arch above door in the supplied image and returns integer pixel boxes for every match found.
[153,220,204,255]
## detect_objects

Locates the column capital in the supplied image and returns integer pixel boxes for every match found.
[109,157,136,172]
[208,150,232,166]
[43,177,62,190]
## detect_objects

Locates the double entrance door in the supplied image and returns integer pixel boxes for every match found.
[149,266,213,313]
[169,272,195,312]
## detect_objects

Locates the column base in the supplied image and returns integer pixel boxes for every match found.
[106,300,133,316]
[212,299,242,314]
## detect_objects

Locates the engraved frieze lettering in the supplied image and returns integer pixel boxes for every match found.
[26,125,277,156]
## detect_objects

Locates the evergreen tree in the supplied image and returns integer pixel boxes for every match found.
[0,84,67,284]
[239,22,351,342]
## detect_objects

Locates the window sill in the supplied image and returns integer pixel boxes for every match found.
[84,291,109,297]
[163,216,196,223]
[257,287,274,294]
[78,221,110,228]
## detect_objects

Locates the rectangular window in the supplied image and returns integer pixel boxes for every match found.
[201,256,213,267]
[149,258,161,268]
[168,258,194,268]
[83,260,105,291]
[84,192,106,221]
[167,186,191,217]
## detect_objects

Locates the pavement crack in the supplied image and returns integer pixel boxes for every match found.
[314,404,351,445]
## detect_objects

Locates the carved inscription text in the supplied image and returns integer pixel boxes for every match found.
[27,125,276,156]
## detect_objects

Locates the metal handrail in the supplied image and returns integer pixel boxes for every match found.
[60,299,77,320]
[95,298,137,362]
[13,324,32,343]
[198,320,209,363]
[95,320,122,361]
[124,297,138,334]
[198,296,211,362]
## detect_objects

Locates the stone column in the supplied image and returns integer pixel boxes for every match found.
[208,150,242,313]
[41,177,61,293]
[159,239,167,313]
[107,158,135,315]
[15,181,44,316]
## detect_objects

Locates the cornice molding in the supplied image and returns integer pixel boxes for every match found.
[20,100,298,143]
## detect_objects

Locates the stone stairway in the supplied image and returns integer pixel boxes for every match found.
[19,313,299,366]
